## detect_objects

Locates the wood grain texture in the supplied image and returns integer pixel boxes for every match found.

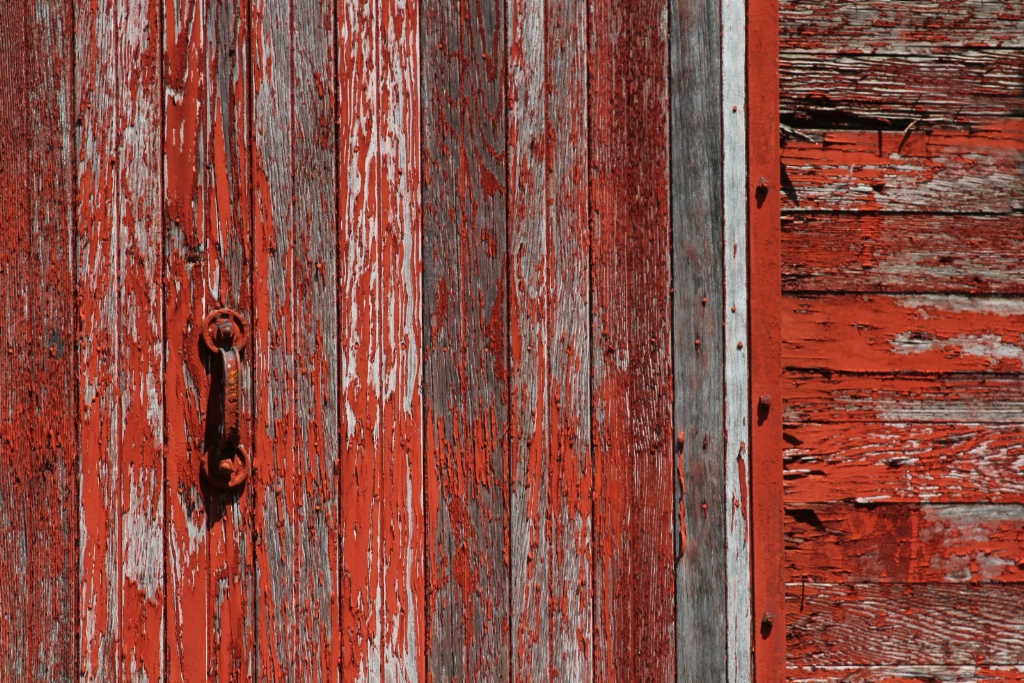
[788,665,1024,682]
[590,0,675,678]
[784,372,1024,423]
[748,0,786,674]
[783,294,1024,374]
[337,0,384,679]
[782,213,1024,295]
[543,0,593,678]
[378,0,425,677]
[721,0,751,675]
[786,503,1024,583]
[780,0,1024,52]
[422,0,510,678]
[786,582,1024,666]
[164,0,254,677]
[0,0,78,678]
[77,0,165,676]
[784,422,1024,505]
[670,0,727,675]
[508,0,550,676]
[781,51,1024,125]
[780,125,1024,214]
[252,0,339,678]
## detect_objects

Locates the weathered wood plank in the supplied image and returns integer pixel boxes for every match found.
[786,503,1024,582]
[0,0,77,677]
[670,0,727,674]
[75,0,122,675]
[422,0,510,678]
[748,0,787,672]
[116,0,165,676]
[781,51,1024,125]
[378,0,425,677]
[782,213,1024,295]
[292,1,339,678]
[722,0,751,674]
[250,0,299,676]
[780,0,1024,52]
[788,665,1024,682]
[164,0,254,677]
[77,0,165,676]
[784,294,1024,374]
[591,0,675,678]
[507,0,550,676]
[780,125,1024,213]
[337,1,383,680]
[545,0,593,678]
[784,372,1024,423]
[786,582,1024,666]
[784,422,1024,504]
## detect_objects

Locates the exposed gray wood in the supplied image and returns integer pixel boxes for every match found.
[421,0,510,678]
[670,0,727,675]
[780,127,1024,214]
[787,582,1024,666]
[784,372,1024,423]
[722,0,751,675]
[784,422,1024,504]
[545,0,594,678]
[507,0,550,677]
[786,503,1024,582]
[782,214,1024,295]
[0,0,77,677]
[781,51,1024,124]
[780,0,1024,52]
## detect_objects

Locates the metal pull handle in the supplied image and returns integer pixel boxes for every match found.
[201,308,250,490]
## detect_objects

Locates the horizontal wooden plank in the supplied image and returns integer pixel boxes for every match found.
[780,0,1024,52]
[788,665,1024,682]
[782,51,1024,125]
[784,294,1024,373]
[786,503,1024,582]
[782,213,1024,294]
[784,372,1024,423]
[787,582,1024,666]
[781,125,1024,213]
[784,422,1024,504]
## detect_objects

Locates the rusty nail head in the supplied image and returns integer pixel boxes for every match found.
[759,395,771,410]
[757,177,770,190]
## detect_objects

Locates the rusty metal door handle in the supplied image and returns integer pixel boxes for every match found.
[201,308,250,490]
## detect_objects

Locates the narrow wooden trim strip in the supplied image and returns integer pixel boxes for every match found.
[723,0,752,673]
[748,0,786,675]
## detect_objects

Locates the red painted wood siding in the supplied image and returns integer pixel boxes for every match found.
[0,0,743,679]
[778,0,1024,680]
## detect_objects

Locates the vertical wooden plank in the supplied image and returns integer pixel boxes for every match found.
[590,0,674,679]
[338,1,383,680]
[748,0,785,675]
[722,0,751,677]
[0,6,33,673]
[292,1,340,678]
[0,0,77,678]
[164,0,254,678]
[250,0,298,676]
[507,0,550,677]
[545,0,593,678]
[76,0,122,675]
[77,0,165,676]
[119,0,166,676]
[670,0,727,675]
[422,0,510,677]
[378,0,426,676]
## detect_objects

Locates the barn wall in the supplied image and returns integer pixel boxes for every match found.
[778,2,1024,681]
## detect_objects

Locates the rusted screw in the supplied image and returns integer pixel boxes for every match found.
[758,395,771,411]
